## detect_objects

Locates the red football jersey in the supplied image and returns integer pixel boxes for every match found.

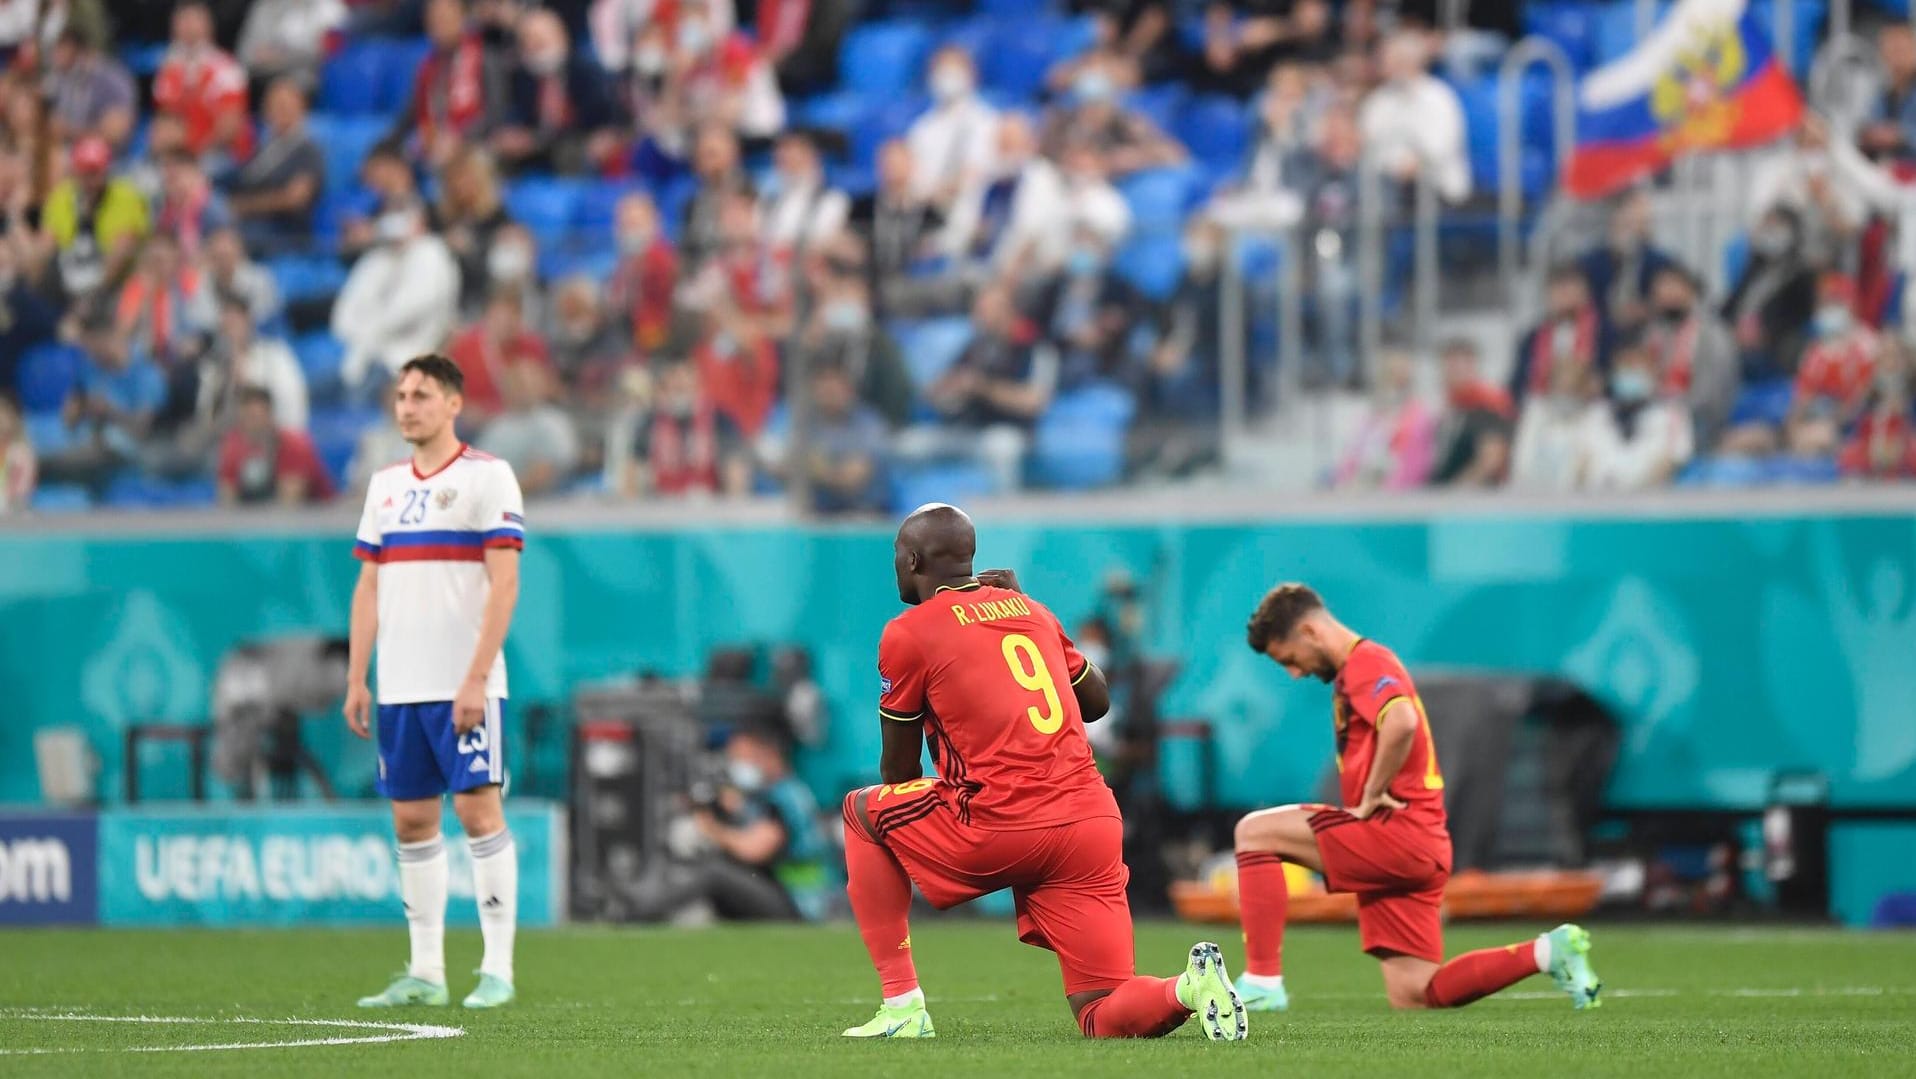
[1332,640,1448,834]
[877,582,1119,830]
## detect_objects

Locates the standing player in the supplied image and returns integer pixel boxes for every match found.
[343,355,525,1010]
[839,504,1247,1041]
[1230,583,1601,1012]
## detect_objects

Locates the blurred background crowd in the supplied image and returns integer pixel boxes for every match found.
[0,0,1911,516]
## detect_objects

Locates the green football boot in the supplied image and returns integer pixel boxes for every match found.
[1176,942,1248,1041]
[842,993,936,1039]
[463,972,516,1009]
[356,973,449,1008]
[1543,924,1602,1010]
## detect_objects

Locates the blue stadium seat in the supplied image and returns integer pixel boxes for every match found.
[887,461,1001,514]
[381,39,431,112]
[29,484,92,513]
[24,412,76,455]
[120,43,168,77]
[840,22,934,98]
[851,94,929,172]
[794,91,874,134]
[1181,96,1250,172]
[307,114,389,188]
[16,344,83,413]
[268,256,349,304]
[1522,1,1598,72]
[310,406,383,488]
[1728,378,1793,428]
[1029,383,1135,490]
[890,317,974,391]
[1117,167,1198,232]
[979,17,1096,100]
[578,179,646,230]
[294,333,346,395]
[1124,85,1188,135]
[320,42,394,115]
[505,177,588,237]
[940,15,997,61]
[1113,232,1185,301]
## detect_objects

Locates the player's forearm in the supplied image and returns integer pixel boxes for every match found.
[347,573,378,686]
[1360,707,1418,803]
[463,574,519,687]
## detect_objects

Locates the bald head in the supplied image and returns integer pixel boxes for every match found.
[893,504,977,604]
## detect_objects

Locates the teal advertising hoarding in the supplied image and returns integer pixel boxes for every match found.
[1,508,1912,812]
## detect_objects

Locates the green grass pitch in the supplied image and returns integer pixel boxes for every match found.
[3,922,1914,1077]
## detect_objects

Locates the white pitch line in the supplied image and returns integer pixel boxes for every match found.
[0,1013,464,1056]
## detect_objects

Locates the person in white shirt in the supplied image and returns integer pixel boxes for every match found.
[333,207,462,397]
[1510,348,1611,492]
[759,128,850,258]
[1358,31,1471,204]
[345,354,525,1011]
[204,295,308,431]
[1581,341,1695,491]
[907,46,998,245]
[982,113,1070,278]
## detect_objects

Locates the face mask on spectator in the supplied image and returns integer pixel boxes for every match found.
[619,226,654,255]
[1656,304,1690,325]
[634,44,667,76]
[375,211,415,245]
[931,65,972,102]
[489,243,533,282]
[1814,305,1852,338]
[727,760,765,792]
[526,48,565,76]
[678,20,712,58]
[1612,368,1653,403]
[1753,225,1791,257]
[1073,69,1114,104]
[1067,246,1101,277]
[823,299,868,333]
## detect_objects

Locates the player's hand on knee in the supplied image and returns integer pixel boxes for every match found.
[343,684,372,739]
[453,679,487,734]
[976,568,1023,593]
[1349,791,1408,820]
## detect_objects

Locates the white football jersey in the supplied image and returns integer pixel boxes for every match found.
[354,445,525,705]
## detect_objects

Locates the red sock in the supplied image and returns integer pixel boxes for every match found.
[1235,850,1288,977]
[843,819,919,998]
[1425,942,1541,1008]
[1076,976,1190,1038]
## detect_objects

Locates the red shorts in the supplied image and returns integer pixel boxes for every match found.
[1307,805,1452,964]
[844,781,1135,994]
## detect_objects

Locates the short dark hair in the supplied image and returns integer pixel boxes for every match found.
[1546,262,1587,287]
[1246,583,1325,653]
[236,384,274,409]
[399,354,465,395]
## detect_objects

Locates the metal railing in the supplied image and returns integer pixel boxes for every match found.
[1497,37,1576,316]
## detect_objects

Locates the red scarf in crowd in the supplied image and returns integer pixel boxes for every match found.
[649,406,721,494]
[415,35,488,143]
[1528,307,1599,397]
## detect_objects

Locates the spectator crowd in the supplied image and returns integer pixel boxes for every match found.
[0,0,1910,517]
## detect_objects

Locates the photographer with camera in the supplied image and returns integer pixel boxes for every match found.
[642,725,828,922]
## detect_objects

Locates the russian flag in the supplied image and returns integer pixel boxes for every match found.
[1565,0,1801,199]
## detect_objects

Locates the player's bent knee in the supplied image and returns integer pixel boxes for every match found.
[841,787,882,843]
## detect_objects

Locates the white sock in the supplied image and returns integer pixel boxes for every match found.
[1533,934,1553,972]
[1240,972,1285,990]
[469,829,518,983]
[396,836,447,985]
[883,989,923,1009]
